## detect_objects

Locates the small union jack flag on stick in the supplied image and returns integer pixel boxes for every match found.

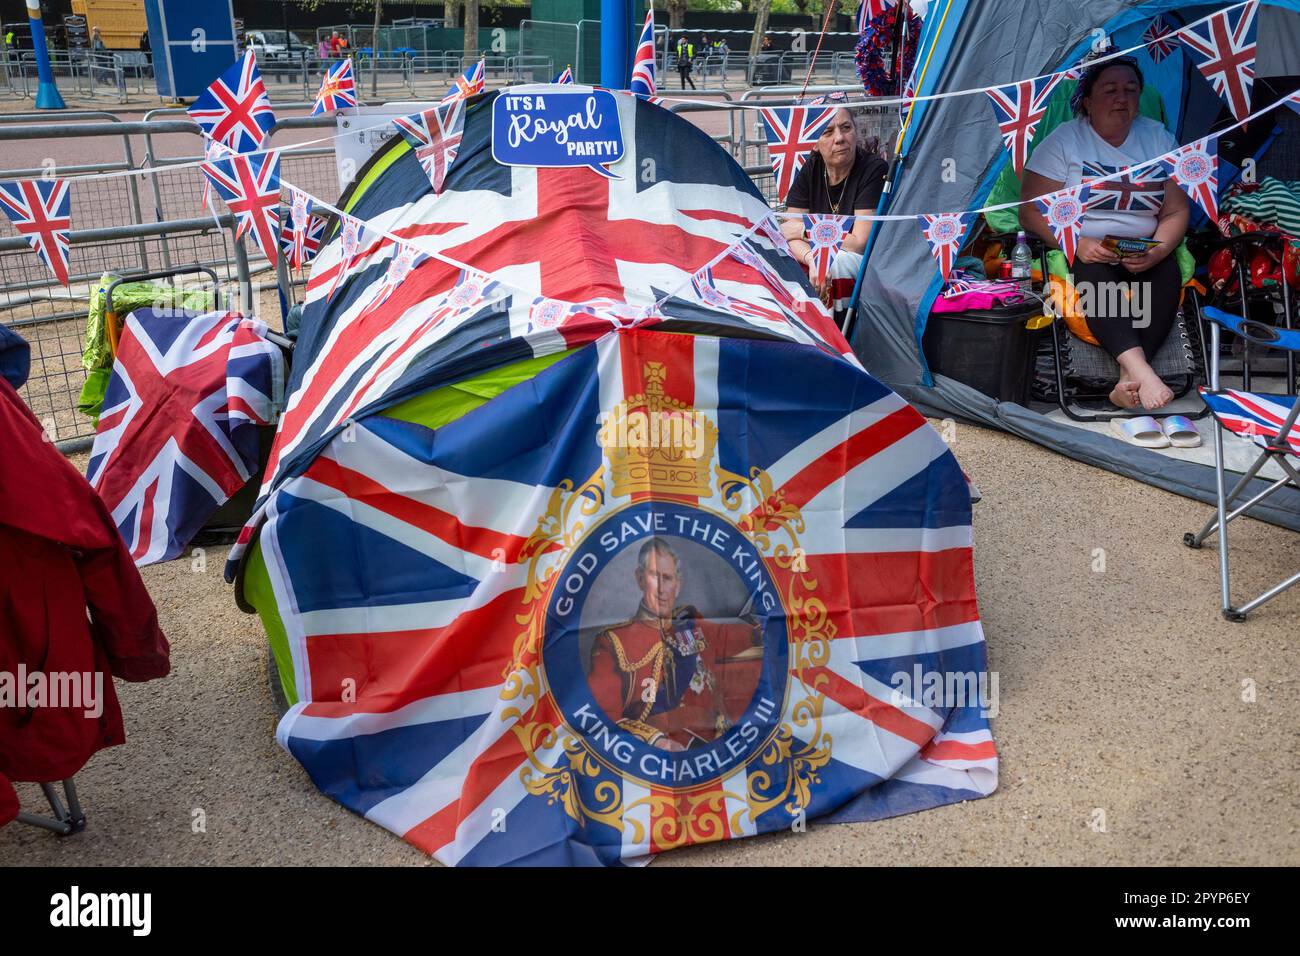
[985,74,1064,176]
[393,99,466,195]
[858,0,895,33]
[1035,185,1091,264]
[1159,138,1220,221]
[1179,0,1258,123]
[442,57,485,104]
[920,212,971,282]
[312,57,358,115]
[554,66,573,84]
[0,178,72,286]
[802,214,855,287]
[200,150,283,265]
[629,8,657,98]
[1142,15,1181,63]
[188,50,277,153]
[759,106,836,204]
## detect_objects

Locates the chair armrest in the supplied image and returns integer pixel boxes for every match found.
[1201,306,1300,351]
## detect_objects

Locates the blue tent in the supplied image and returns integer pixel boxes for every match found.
[852,0,1300,528]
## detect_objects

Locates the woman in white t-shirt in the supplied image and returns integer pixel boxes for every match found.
[1021,56,1190,411]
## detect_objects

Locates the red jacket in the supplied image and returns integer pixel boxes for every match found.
[0,376,170,818]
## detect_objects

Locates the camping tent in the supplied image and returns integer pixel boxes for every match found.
[853,0,1300,528]
[229,91,997,865]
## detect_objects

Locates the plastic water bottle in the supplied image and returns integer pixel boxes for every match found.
[1011,230,1033,282]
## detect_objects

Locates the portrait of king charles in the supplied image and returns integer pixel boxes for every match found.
[587,537,765,752]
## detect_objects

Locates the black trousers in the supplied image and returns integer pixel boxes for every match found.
[678,65,695,90]
[1071,254,1181,362]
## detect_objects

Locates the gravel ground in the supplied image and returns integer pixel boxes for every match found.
[2,422,1296,867]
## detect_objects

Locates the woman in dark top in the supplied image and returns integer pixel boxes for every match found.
[781,108,888,302]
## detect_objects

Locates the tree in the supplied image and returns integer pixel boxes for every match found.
[463,0,480,61]
[445,1,461,29]
[749,0,773,58]
[667,0,688,31]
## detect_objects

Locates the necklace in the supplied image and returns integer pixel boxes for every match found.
[822,160,850,215]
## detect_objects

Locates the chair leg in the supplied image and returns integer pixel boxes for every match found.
[1212,416,1234,616]
[1188,450,1271,545]
[1235,568,1300,617]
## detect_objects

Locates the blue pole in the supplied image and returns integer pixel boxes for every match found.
[600,0,632,89]
[26,0,66,110]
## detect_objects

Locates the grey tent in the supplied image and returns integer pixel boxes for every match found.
[851,0,1300,529]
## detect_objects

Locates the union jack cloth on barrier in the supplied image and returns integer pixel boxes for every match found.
[629,8,657,98]
[188,49,277,153]
[393,99,467,194]
[1142,14,1181,63]
[442,57,485,104]
[312,57,358,115]
[985,74,1064,175]
[1081,161,1167,212]
[87,309,285,565]
[225,92,851,572]
[1178,0,1259,123]
[251,327,997,865]
[758,106,836,204]
[1200,387,1300,455]
[0,178,72,286]
[200,149,283,264]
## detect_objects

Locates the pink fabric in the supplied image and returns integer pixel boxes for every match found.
[931,284,1029,313]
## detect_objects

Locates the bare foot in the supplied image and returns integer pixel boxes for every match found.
[1108,380,1140,409]
[1138,376,1174,410]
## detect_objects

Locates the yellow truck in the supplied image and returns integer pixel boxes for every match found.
[71,0,148,51]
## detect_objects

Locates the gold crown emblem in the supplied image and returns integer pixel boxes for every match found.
[599,362,718,498]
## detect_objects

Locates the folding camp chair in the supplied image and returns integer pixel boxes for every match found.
[14,780,86,836]
[1183,306,1300,621]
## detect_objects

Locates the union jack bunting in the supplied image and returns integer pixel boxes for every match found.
[393,99,466,194]
[1081,160,1167,213]
[758,106,836,204]
[225,92,847,572]
[920,212,971,282]
[1142,14,1181,63]
[0,178,72,286]
[325,213,369,303]
[1034,185,1091,263]
[200,149,283,264]
[442,57,485,104]
[280,188,326,273]
[629,8,657,98]
[554,66,573,85]
[803,214,855,287]
[1178,0,1259,123]
[199,139,233,214]
[187,50,277,153]
[247,327,995,865]
[1200,387,1300,455]
[358,240,430,319]
[858,0,895,32]
[87,309,285,565]
[1158,138,1220,221]
[312,57,357,115]
[985,74,1065,175]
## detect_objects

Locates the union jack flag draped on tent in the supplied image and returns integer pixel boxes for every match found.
[0,178,72,286]
[1159,138,1220,221]
[985,74,1064,175]
[221,90,995,866]
[1081,161,1167,212]
[629,8,657,97]
[200,149,283,264]
[920,212,971,282]
[392,99,467,195]
[87,309,285,565]
[442,57,485,104]
[188,50,277,154]
[312,57,357,115]
[758,106,836,204]
[1035,185,1091,263]
[1178,0,1258,123]
[1142,14,1181,63]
